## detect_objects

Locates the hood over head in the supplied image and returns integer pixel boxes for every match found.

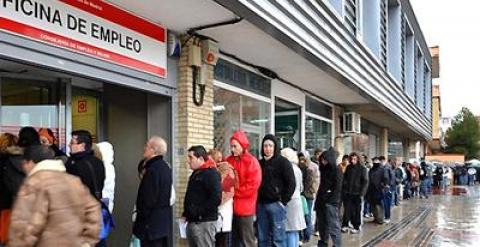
[261,134,280,158]
[319,147,337,169]
[281,147,298,164]
[230,129,250,150]
[97,141,114,165]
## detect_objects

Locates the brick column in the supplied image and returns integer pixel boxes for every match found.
[174,36,214,246]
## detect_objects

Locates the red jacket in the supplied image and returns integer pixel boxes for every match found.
[226,130,262,216]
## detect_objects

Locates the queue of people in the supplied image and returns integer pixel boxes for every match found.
[1,127,465,247]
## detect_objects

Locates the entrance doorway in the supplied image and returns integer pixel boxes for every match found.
[275,97,301,150]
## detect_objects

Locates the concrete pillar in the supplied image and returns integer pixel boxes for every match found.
[379,128,389,158]
[403,139,410,162]
[175,36,215,246]
[333,106,344,164]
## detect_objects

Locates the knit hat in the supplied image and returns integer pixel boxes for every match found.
[38,128,55,144]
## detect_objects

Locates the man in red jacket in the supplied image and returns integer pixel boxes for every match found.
[226,130,262,247]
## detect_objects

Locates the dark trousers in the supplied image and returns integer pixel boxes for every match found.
[232,215,256,247]
[341,194,362,229]
[141,237,168,247]
[316,203,341,247]
[301,199,314,242]
[215,232,231,247]
[383,190,392,220]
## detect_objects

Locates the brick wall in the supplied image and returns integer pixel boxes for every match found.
[174,36,214,246]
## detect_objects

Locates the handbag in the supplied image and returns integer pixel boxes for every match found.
[86,160,115,240]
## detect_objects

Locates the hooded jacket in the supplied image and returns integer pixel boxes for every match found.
[342,161,369,197]
[97,142,115,212]
[226,130,262,216]
[315,147,343,208]
[8,159,101,247]
[258,134,295,205]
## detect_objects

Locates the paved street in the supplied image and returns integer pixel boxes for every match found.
[306,185,480,247]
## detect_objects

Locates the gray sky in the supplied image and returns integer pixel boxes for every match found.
[410,0,480,118]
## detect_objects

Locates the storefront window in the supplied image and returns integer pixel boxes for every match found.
[305,116,332,155]
[275,98,301,151]
[214,86,270,158]
[1,77,66,150]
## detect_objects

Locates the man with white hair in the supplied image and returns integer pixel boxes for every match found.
[133,136,173,247]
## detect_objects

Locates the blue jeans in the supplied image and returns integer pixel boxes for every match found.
[390,186,397,206]
[301,199,313,242]
[286,231,299,247]
[257,202,287,247]
[383,190,392,220]
[317,203,341,247]
[363,200,371,216]
[420,180,429,198]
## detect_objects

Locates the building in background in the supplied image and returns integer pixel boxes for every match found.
[1,0,433,245]
[427,46,443,154]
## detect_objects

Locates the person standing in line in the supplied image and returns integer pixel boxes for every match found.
[419,162,429,199]
[394,160,404,205]
[281,148,306,247]
[378,156,393,224]
[208,149,236,247]
[298,152,319,244]
[315,147,343,247]
[341,153,369,233]
[226,130,262,247]
[8,145,101,247]
[184,145,222,247]
[257,134,295,247]
[339,155,350,174]
[133,136,173,247]
[366,157,389,225]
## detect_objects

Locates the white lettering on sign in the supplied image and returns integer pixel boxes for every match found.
[0,0,167,77]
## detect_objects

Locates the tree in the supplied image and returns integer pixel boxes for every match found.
[445,107,480,159]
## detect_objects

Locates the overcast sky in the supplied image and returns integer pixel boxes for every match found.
[410,0,480,118]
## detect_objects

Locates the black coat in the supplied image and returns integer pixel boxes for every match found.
[65,150,105,199]
[258,134,295,205]
[183,167,221,222]
[133,155,172,241]
[366,163,389,205]
[315,147,343,208]
[0,147,25,209]
[342,163,369,197]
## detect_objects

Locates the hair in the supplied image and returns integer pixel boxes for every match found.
[38,128,56,144]
[342,154,349,161]
[314,148,323,156]
[92,143,103,161]
[0,133,18,153]
[71,130,93,151]
[208,148,223,163]
[188,145,209,161]
[378,156,386,161]
[23,145,55,163]
[372,156,380,163]
[18,127,40,147]
[148,136,167,156]
[349,152,360,164]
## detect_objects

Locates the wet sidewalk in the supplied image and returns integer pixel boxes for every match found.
[306,185,480,246]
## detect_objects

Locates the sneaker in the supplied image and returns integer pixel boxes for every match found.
[313,231,319,236]
[341,227,349,233]
[299,241,303,246]
[384,219,391,224]
[350,228,360,234]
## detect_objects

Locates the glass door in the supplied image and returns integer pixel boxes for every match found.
[275,97,301,150]
[0,76,67,150]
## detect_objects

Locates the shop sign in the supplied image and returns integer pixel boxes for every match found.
[0,0,167,77]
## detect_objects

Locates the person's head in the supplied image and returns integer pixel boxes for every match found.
[230,130,249,157]
[208,148,223,163]
[314,148,323,161]
[38,128,56,146]
[281,147,299,165]
[143,136,167,160]
[22,145,55,173]
[18,126,40,148]
[261,134,279,160]
[0,133,18,153]
[92,143,103,161]
[187,145,209,170]
[298,152,308,167]
[372,157,380,164]
[342,155,349,165]
[349,152,360,165]
[69,130,92,154]
[379,156,387,165]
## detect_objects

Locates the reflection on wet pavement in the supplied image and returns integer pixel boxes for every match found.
[305,186,480,247]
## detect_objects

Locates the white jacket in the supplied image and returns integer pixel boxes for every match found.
[97,141,115,212]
